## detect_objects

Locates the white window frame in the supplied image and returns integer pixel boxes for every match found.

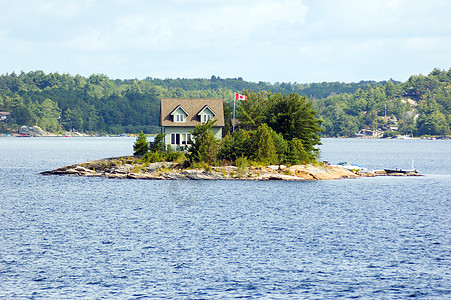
[174,114,186,123]
[201,114,211,123]
[171,133,191,145]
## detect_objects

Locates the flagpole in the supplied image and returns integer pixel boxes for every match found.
[232,93,236,133]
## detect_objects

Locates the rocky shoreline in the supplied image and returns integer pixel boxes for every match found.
[41,156,422,181]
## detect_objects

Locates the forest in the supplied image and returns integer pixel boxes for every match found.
[0,68,450,136]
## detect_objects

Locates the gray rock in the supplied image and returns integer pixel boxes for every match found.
[145,162,177,172]
[183,171,223,180]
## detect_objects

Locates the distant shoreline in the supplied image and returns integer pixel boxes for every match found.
[2,134,450,140]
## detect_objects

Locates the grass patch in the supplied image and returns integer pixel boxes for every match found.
[131,165,143,173]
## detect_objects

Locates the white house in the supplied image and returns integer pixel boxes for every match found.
[160,98,225,150]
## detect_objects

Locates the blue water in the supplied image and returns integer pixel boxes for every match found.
[1,137,450,298]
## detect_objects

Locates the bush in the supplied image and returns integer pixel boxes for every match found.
[235,156,249,177]
[218,130,251,161]
[166,151,186,163]
[383,130,398,138]
[190,161,212,172]
[235,156,249,169]
[143,151,163,163]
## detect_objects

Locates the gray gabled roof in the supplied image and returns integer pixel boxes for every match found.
[198,105,216,116]
[170,105,189,116]
[160,98,225,127]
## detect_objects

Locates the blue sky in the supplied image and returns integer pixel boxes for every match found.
[1,0,450,83]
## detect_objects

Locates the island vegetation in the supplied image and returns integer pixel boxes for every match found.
[40,89,422,181]
[1,68,450,137]
[132,91,322,170]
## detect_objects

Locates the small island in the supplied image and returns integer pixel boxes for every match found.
[41,156,421,181]
[41,156,360,181]
[41,93,422,180]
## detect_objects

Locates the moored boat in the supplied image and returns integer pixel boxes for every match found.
[384,168,418,174]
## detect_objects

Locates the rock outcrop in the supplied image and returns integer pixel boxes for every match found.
[41,156,420,181]
[41,157,360,181]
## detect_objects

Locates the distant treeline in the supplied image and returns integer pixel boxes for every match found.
[0,68,450,136]
[313,68,451,136]
[144,75,389,100]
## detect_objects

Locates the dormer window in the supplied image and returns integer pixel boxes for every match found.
[175,114,185,122]
[202,114,211,123]
[170,105,189,123]
[198,105,216,123]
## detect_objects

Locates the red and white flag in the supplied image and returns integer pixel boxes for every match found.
[235,93,247,100]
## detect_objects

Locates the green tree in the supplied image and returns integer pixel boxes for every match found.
[150,133,166,152]
[133,132,149,156]
[284,138,309,165]
[37,98,61,132]
[218,130,252,162]
[222,101,233,136]
[237,91,269,130]
[417,99,450,135]
[250,124,277,164]
[63,108,83,131]
[270,130,288,164]
[12,103,35,126]
[266,93,322,156]
[188,119,218,165]
[417,111,449,135]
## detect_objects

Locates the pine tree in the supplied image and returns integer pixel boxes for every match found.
[133,132,149,156]
[267,93,322,157]
[188,119,218,165]
[150,133,166,152]
[251,124,277,164]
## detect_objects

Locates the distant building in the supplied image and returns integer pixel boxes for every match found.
[355,128,383,138]
[388,125,398,132]
[402,111,419,123]
[160,98,225,150]
[0,112,11,122]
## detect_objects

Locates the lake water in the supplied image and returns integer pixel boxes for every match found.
[0,137,450,299]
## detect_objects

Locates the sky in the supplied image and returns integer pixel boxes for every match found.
[0,0,450,83]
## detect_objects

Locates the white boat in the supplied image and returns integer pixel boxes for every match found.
[336,162,368,172]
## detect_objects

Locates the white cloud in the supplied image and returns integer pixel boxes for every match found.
[110,0,309,50]
[0,0,449,82]
[37,1,84,19]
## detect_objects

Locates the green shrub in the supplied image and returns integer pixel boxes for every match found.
[235,156,249,177]
[143,151,162,163]
[383,130,398,138]
[235,156,249,169]
[166,151,186,163]
[131,165,143,173]
[190,162,212,172]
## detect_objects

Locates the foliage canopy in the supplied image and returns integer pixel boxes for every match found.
[0,68,450,137]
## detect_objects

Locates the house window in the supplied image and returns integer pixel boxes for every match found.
[175,114,185,123]
[171,133,176,145]
[179,133,192,145]
[171,133,187,145]
[201,114,211,123]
